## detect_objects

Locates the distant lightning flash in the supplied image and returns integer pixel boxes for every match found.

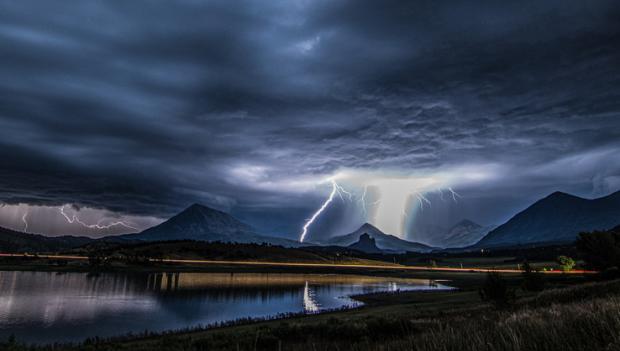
[22,211,28,233]
[59,205,138,231]
[448,187,461,202]
[359,185,368,214]
[436,188,461,204]
[413,191,432,209]
[334,183,353,201]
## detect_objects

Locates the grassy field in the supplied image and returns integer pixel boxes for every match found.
[399,254,583,271]
[428,256,567,271]
[0,253,399,275]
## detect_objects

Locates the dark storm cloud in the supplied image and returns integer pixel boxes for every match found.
[0,0,619,236]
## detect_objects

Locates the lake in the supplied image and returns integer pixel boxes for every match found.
[0,271,452,344]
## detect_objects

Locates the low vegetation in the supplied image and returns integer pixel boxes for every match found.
[577,225,620,272]
[557,255,576,271]
[478,271,515,307]
[90,240,374,264]
[394,243,582,271]
[521,261,546,292]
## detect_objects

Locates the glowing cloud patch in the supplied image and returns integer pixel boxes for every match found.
[298,165,499,242]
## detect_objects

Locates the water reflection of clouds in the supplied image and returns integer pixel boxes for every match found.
[0,272,159,326]
[0,271,454,344]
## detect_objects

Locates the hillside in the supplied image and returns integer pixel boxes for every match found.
[474,190,620,248]
[94,240,391,265]
[347,233,383,254]
[440,220,495,248]
[0,226,94,253]
[122,204,302,247]
[323,223,434,253]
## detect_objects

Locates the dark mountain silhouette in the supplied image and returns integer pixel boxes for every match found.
[122,203,302,247]
[474,190,620,248]
[0,226,94,252]
[323,223,434,253]
[438,219,495,248]
[347,233,382,254]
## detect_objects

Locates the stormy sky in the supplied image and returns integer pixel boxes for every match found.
[0,0,619,242]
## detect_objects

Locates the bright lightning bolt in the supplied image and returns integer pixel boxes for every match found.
[299,180,339,243]
[59,205,138,231]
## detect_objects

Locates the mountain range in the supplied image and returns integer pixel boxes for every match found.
[439,220,496,248]
[473,190,620,248]
[121,203,302,247]
[347,233,383,254]
[321,223,434,253]
[1,190,619,253]
[0,227,93,252]
[0,226,114,252]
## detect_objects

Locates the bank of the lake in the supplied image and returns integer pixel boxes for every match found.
[0,270,454,345]
[0,253,596,350]
[0,269,605,351]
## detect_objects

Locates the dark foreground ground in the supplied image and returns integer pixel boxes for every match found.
[0,260,614,351]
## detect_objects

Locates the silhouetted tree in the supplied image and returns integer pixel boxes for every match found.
[479,271,515,307]
[576,227,620,271]
[521,261,545,291]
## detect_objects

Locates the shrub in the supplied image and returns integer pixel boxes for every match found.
[576,227,620,271]
[557,255,576,272]
[556,256,575,272]
[479,271,515,307]
[522,261,546,291]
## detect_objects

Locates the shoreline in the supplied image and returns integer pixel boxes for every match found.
[0,261,595,349]
[0,268,458,346]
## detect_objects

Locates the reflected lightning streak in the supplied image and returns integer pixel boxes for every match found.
[59,205,138,231]
[303,281,320,312]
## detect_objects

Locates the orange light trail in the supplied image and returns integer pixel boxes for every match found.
[0,253,597,275]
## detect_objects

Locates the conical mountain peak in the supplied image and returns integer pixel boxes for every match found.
[358,222,382,232]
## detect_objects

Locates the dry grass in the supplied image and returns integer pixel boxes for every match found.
[405,296,620,351]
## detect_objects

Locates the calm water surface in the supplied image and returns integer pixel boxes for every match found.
[0,271,452,344]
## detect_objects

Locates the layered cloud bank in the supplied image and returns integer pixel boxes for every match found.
[0,1,619,238]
